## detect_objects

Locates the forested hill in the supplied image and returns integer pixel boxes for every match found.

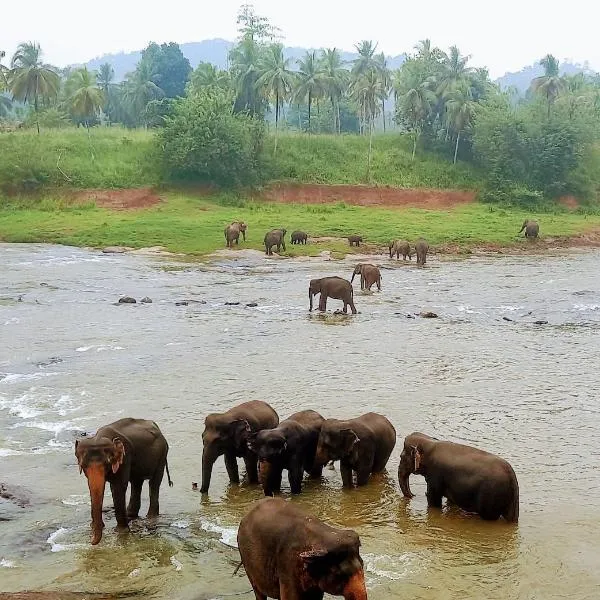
[497,61,596,93]
[82,39,406,81]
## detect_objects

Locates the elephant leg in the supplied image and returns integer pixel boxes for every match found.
[319,295,328,312]
[110,482,129,530]
[309,464,323,479]
[243,454,259,484]
[340,461,354,488]
[288,459,304,494]
[264,466,283,495]
[282,240,286,251]
[425,480,443,509]
[127,479,143,519]
[250,585,267,600]
[225,452,240,484]
[348,298,357,315]
[356,457,374,486]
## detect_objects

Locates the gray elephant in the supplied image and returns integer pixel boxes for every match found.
[389,239,411,260]
[75,418,172,545]
[398,432,519,522]
[224,221,247,248]
[200,400,279,493]
[415,237,429,266]
[309,276,357,314]
[348,235,363,247]
[351,263,381,291]
[290,231,308,245]
[264,229,287,255]
[519,219,539,238]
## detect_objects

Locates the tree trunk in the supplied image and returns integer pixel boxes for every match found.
[274,90,279,155]
[412,131,417,161]
[307,91,312,133]
[34,94,40,135]
[331,96,336,134]
[453,131,460,165]
[367,116,374,180]
[382,98,386,132]
[337,103,341,134]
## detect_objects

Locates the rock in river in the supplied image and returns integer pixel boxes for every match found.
[140,297,153,304]
[118,296,136,304]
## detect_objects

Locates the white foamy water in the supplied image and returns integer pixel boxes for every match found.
[1,558,16,568]
[170,556,183,571]
[0,372,59,384]
[200,520,238,548]
[46,528,85,553]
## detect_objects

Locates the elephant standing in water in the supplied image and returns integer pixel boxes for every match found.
[264,229,287,255]
[398,432,519,522]
[309,276,357,314]
[238,497,368,600]
[389,240,411,260]
[75,418,173,545]
[415,237,429,266]
[519,219,539,238]
[351,263,381,291]
[200,400,279,493]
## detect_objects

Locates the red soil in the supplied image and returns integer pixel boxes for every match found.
[73,187,161,210]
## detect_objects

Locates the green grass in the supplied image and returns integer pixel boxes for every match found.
[1,192,598,256]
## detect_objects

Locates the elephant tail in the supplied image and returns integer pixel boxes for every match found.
[165,458,174,488]
[505,466,519,523]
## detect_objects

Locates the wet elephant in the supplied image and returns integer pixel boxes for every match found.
[74,418,173,545]
[315,412,396,487]
[264,229,287,255]
[291,231,308,245]
[351,263,381,291]
[224,221,247,248]
[248,410,324,496]
[309,276,357,315]
[519,219,539,238]
[347,235,363,247]
[389,240,411,260]
[415,237,429,266]
[398,432,519,522]
[238,497,367,600]
[200,400,279,493]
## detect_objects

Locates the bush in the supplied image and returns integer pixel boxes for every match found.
[157,88,265,187]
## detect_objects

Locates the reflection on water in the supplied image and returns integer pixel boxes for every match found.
[1,243,600,599]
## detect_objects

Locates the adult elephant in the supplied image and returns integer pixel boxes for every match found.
[351,263,381,291]
[224,221,247,248]
[314,413,396,487]
[238,497,367,600]
[309,276,357,315]
[291,231,308,245]
[415,237,429,266]
[398,432,519,522]
[519,219,539,238]
[264,229,287,255]
[389,240,411,260]
[200,400,279,494]
[74,418,173,545]
[248,410,324,496]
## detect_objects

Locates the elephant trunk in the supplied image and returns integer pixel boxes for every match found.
[309,290,314,312]
[350,272,356,283]
[86,463,106,545]
[398,466,414,499]
[258,460,274,496]
[342,569,368,600]
[200,446,219,494]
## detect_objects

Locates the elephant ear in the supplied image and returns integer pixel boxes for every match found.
[74,439,83,474]
[413,445,423,472]
[111,438,126,474]
[232,419,251,448]
[341,429,360,454]
[246,430,258,452]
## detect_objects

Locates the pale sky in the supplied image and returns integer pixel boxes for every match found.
[2,0,599,78]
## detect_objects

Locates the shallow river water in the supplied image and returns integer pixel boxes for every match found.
[1,243,600,600]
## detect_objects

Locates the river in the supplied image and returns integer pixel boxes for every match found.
[1,243,599,599]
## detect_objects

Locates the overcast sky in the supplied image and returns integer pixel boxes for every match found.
[2,0,598,78]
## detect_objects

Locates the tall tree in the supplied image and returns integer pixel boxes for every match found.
[436,46,473,97]
[319,48,348,134]
[96,63,115,122]
[123,61,165,126]
[136,42,191,98]
[230,36,265,116]
[68,67,104,126]
[375,52,392,131]
[0,50,9,90]
[295,51,324,132]
[445,82,477,164]
[189,62,231,93]
[400,82,436,159]
[530,54,564,119]
[352,40,379,78]
[10,42,60,133]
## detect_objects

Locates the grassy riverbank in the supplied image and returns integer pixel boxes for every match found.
[1,192,599,256]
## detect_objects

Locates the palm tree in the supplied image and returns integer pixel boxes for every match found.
[401,82,436,159]
[562,72,587,120]
[319,48,348,134]
[10,42,60,133]
[229,36,264,116]
[123,62,164,126]
[68,67,104,126]
[96,63,115,123]
[295,51,324,132]
[0,50,9,90]
[190,62,231,93]
[436,46,473,96]
[375,53,392,131]
[445,82,476,164]
[257,43,295,151]
[530,54,564,118]
[352,41,379,78]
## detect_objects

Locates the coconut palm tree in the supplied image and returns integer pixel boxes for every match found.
[561,72,588,120]
[189,62,231,93]
[123,62,164,126]
[530,54,564,119]
[352,40,379,78]
[375,53,392,131]
[0,50,9,90]
[229,36,265,116]
[96,63,116,123]
[68,67,104,126]
[401,82,436,159]
[295,51,324,132]
[319,48,348,133]
[436,46,473,96]
[10,42,60,133]
[445,82,477,164]
[257,43,295,150]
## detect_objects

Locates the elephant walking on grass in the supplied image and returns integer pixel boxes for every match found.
[519,219,539,238]
[347,235,363,247]
[389,240,411,260]
[200,400,279,493]
[264,229,287,255]
[351,263,381,291]
[291,231,308,244]
[415,237,429,266]
[309,276,357,314]
[75,418,173,545]
[224,221,247,248]
[398,432,519,522]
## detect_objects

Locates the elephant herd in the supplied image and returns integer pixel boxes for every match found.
[75,401,519,599]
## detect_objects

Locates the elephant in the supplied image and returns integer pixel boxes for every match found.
[351,263,381,291]
[309,276,357,315]
[74,418,173,545]
[389,240,411,260]
[291,231,308,245]
[238,497,367,600]
[398,432,519,522]
[224,221,248,248]
[200,400,279,494]
[314,413,396,487]
[247,410,325,496]
[347,235,363,247]
[415,237,429,266]
[264,229,287,255]
[519,219,539,238]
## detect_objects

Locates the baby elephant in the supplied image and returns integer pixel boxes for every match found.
[248,410,324,496]
[290,230,308,245]
[224,221,247,248]
[415,237,429,266]
[351,263,381,291]
[519,219,539,238]
[389,239,411,260]
[309,276,357,315]
[264,228,287,255]
[347,235,363,247]
[238,497,367,600]
[315,412,396,487]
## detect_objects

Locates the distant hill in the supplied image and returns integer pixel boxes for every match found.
[82,38,405,81]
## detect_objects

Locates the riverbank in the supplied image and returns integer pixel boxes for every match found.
[1,190,600,257]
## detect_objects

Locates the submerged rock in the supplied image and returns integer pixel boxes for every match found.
[502,316,514,322]
[175,301,188,306]
[140,297,153,304]
[246,302,258,307]
[225,301,240,306]
[419,311,438,319]
[118,296,136,304]
[102,246,129,254]
[534,320,548,325]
